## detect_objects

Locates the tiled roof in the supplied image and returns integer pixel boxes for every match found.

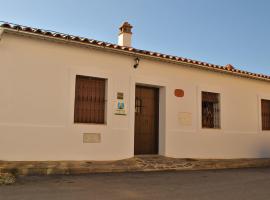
[1,21,269,82]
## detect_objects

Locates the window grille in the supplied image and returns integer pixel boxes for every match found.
[202,91,220,128]
[261,99,270,130]
[74,75,106,124]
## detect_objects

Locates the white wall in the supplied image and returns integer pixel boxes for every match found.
[0,32,270,161]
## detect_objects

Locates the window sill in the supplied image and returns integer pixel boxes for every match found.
[73,122,107,126]
[200,128,222,133]
[201,127,221,130]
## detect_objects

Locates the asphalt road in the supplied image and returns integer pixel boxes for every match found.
[1,168,270,200]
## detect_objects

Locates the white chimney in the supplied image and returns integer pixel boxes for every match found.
[118,22,133,47]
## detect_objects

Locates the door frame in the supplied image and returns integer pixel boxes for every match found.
[134,83,162,155]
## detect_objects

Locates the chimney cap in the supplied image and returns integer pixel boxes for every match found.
[119,22,133,34]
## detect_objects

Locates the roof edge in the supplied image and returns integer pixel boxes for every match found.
[1,22,270,83]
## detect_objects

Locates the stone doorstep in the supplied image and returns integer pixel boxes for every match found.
[1,157,270,176]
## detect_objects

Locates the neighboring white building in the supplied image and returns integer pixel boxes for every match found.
[0,22,270,161]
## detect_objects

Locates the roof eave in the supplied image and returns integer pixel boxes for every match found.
[2,27,270,83]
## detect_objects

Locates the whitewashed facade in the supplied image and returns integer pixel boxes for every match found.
[0,22,270,161]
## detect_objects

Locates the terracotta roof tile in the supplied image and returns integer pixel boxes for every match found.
[0,21,269,82]
[34,29,43,34]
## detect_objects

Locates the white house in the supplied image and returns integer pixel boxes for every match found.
[0,22,270,161]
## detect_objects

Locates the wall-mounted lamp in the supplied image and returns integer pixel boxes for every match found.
[134,57,140,69]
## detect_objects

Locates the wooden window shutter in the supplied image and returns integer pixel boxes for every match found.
[262,99,270,130]
[74,75,106,124]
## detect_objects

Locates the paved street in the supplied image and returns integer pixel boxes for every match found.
[1,168,270,200]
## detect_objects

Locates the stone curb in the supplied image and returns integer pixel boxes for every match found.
[1,157,270,176]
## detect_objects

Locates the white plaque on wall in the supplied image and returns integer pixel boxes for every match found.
[83,133,101,143]
[178,112,192,126]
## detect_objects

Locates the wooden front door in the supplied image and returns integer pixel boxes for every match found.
[134,85,159,155]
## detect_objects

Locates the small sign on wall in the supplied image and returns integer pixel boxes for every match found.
[175,89,184,97]
[178,112,192,126]
[114,92,127,115]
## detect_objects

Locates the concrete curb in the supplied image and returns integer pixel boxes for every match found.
[1,157,270,176]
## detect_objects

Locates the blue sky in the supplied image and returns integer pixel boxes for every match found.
[1,0,270,74]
